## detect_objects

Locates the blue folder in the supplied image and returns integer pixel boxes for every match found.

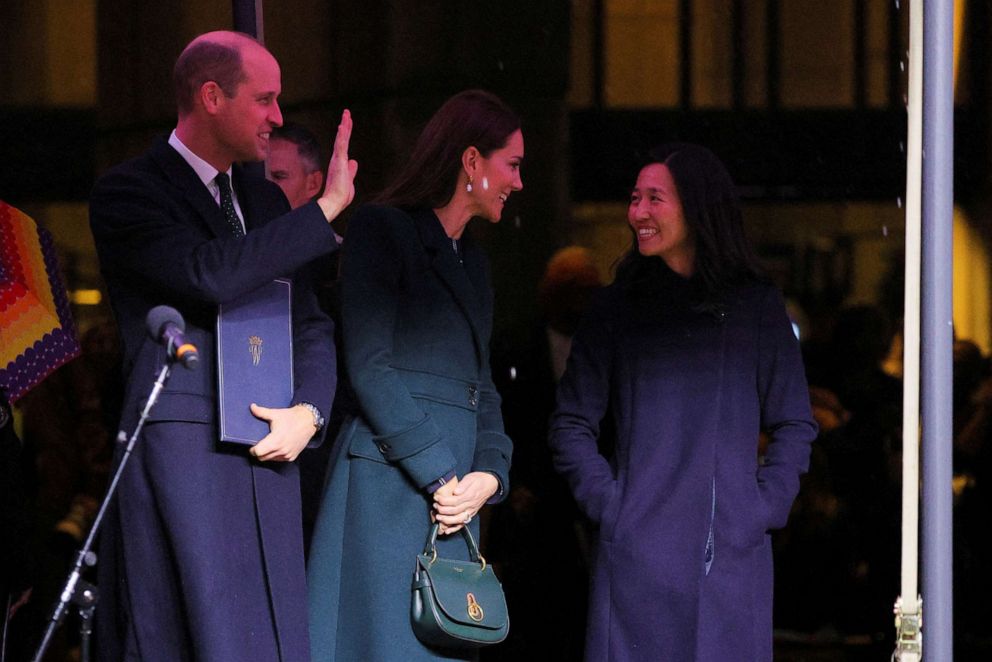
[217,278,294,445]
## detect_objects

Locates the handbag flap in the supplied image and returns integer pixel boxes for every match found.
[417,555,508,630]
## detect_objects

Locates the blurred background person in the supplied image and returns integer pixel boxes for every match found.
[267,121,325,210]
[1,390,36,662]
[487,245,603,660]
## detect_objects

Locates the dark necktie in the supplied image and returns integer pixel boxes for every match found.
[215,172,244,237]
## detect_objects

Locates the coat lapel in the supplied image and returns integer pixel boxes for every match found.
[410,208,487,365]
[150,138,233,239]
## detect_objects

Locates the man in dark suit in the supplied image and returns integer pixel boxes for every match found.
[89,30,356,661]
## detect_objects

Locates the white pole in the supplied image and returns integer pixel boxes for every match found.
[894,0,923,658]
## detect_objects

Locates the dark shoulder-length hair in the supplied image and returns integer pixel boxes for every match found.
[616,143,765,305]
[375,90,521,209]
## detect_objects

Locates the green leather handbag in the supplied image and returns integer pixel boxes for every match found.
[411,522,509,649]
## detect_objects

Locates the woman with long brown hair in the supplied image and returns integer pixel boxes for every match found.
[307,90,522,660]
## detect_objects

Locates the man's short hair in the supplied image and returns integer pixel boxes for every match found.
[173,39,247,116]
[271,122,323,174]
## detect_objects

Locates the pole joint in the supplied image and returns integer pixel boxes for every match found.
[893,594,923,661]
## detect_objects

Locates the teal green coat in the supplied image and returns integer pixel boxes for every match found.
[307,205,512,661]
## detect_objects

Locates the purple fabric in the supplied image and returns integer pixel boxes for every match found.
[550,277,816,661]
[425,470,457,494]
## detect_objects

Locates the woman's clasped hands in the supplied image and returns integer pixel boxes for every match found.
[432,472,499,535]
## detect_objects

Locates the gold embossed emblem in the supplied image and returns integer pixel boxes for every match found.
[466,592,484,622]
[248,335,263,366]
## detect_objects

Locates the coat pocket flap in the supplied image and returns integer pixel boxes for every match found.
[346,422,391,464]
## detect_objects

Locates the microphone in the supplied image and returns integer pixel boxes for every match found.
[146,305,199,369]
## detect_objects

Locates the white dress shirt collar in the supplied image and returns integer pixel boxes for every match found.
[168,130,232,187]
[167,130,245,231]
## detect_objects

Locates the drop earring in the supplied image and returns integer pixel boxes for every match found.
[466,176,474,193]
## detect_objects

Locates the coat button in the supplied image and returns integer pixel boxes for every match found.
[377,442,391,453]
[468,386,479,407]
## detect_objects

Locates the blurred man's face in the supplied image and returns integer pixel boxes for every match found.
[266,138,322,209]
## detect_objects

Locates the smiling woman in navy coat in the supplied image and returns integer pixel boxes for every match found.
[549,144,817,661]
[307,90,520,660]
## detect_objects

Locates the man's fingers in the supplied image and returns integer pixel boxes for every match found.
[251,445,294,463]
[249,403,272,420]
[250,428,278,459]
[332,109,352,156]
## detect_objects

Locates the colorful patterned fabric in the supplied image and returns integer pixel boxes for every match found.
[0,200,81,403]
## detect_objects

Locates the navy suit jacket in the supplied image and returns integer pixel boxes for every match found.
[89,137,338,661]
[90,138,337,428]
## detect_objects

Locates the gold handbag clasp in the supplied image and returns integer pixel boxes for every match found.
[466,592,484,622]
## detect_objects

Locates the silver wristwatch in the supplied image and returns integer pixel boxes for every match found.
[296,401,325,432]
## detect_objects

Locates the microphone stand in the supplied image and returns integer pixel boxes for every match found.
[32,362,174,662]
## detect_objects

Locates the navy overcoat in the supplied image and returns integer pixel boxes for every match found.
[89,138,338,661]
[549,272,816,661]
[307,205,512,661]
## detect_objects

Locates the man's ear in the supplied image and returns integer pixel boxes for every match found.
[305,170,324,200]
[199,81,224,115]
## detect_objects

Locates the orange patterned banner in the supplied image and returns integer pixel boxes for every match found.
[0,200,81,402]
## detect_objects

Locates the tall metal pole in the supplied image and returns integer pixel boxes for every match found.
[232,0,264,42]
[232,0,265,181]
[921,0,955,659]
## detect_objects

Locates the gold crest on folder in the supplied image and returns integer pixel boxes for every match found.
[249,335,263,366]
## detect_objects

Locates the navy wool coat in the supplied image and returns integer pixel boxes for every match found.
[89,138,338,661]
[549,272,817,661]
[307,205,512,661]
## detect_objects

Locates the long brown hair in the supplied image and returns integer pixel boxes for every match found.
[375,90,520,209]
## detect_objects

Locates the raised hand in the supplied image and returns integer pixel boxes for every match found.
[317,109,359,221]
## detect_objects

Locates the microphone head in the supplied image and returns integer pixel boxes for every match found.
[146,305,185,340]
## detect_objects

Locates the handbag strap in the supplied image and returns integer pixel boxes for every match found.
[423,522,485,568]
